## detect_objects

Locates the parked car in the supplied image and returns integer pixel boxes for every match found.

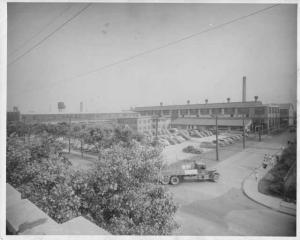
[213,140,226,147]
[169,128,178,133]
[197,132,205,138]
[171,136,181,144]
[204,130,212,136]
[159,139,170,146]
[189,130,201,138]
[166,137,176,145]
[201,132,209,137]
[225,138,235,144]
[176,136,186,142]
[178,131,191,140]
[200,141,216,148]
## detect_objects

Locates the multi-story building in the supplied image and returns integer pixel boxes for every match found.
[21,112,171,134]
[117,116,171,134]
[21,112,140,124]
[278,103,295,126]
[134,99,283,133]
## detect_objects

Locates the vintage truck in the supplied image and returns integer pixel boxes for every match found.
[160,161,220,185]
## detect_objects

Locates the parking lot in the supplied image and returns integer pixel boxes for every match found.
[162,132,244,168]
[165,130,296,236]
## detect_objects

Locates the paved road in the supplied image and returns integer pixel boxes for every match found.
[167,131,296,236]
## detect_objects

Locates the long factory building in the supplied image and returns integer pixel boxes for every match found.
[8,99,294,134]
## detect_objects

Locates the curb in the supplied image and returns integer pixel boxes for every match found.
[241,170,296,217]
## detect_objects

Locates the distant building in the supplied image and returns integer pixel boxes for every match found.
[278,103,294,126]
[134,100,283,133]
[22,112,140,124]
[7,111,21,123]
[117,116,171,134]
[171,117,252,132]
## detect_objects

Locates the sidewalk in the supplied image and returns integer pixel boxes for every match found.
[242,166,296,216]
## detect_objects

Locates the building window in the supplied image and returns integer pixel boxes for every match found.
[237,108,249,115]
[200,109,209,115]
[163,110,170,115]
[224,108,235,115]
[190,109,198,115]
[212,108,221,115]
[180,109,188,115]
[255,107,265,115]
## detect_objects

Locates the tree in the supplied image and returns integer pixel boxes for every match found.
[7,134,79,223]
[83,127,114,156]
[76,142,178,235]
[7,124,179,234]
[71,124,88,158]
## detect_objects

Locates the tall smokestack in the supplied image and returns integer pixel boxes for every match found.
[80,102,83,112]
[242,76,246,102]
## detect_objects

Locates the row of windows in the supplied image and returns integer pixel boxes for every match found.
[268,107,280,114]
[141,107,253,116]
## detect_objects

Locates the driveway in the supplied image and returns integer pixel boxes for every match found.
[168,131,296,236]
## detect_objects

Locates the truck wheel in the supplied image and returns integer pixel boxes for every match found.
[212,173,220,182]
[170,176,180,185]
[161,176,170,185]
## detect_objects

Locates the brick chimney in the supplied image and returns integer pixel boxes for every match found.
[227,98,230,103]
[254,96,258,102]
[187,100,190,105]
[160,102,163,106]
[205,99,208,104]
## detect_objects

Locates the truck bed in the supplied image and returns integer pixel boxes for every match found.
[161,169,198,176]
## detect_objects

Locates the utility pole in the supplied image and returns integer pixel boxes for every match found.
[155,115,159,139]
[215,115,219,161]
[242,114,246,149]
[257,119,262,142]
[68,116,71,153]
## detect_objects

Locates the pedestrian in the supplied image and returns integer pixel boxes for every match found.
[262,154,268,169]
[255,169,259,181]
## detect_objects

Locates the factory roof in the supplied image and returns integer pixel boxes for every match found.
[134,101,263,111]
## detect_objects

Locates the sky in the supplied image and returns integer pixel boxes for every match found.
[7,3,297,113]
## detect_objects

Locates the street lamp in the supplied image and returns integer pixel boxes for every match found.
[242,113,245,149]
[211,114,219,161]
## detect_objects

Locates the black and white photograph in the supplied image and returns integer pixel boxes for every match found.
[1,0,298,237]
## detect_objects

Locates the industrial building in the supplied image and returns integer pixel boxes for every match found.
[117,116,171,134]
[8,99,294,135]
[18,112,171,135]
[133,98,294,133]
[278,103,295,126]
[21,112,140,124]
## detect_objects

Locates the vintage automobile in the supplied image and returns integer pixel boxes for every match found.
[160,161,220,185]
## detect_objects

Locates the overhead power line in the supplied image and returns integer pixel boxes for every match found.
[8,3,92,66]
[8,4,73,57]
[12,4,279,97]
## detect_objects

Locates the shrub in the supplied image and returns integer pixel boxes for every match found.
[182,145,203,154]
